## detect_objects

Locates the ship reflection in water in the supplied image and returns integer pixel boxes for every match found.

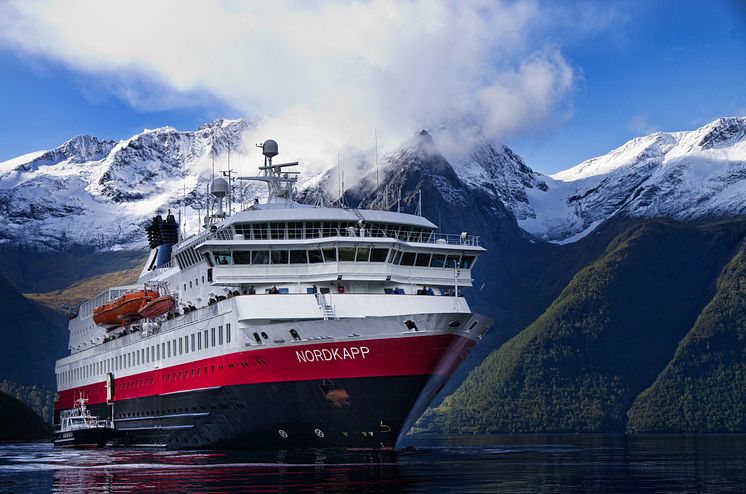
[1,435,746,493]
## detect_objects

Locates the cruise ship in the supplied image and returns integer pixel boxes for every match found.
[54,140,491,449]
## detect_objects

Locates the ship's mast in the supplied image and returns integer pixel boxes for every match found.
[238,139,299,205]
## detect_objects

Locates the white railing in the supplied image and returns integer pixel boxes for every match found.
[201,228,480,246]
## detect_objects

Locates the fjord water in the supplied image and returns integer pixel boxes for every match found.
[1,435,745,493]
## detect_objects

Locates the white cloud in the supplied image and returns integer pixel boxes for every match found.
[0,0,612,175]
[629,114,660,135]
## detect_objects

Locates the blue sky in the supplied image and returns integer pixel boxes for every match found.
[0,1,744,174]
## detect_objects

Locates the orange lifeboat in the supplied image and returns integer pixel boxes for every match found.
[93,290,158,328]
[138,294,176,319]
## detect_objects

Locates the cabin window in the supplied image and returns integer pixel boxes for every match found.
[430,254,446,267]
[226,323,231,343]
[233,251,252,264]
[167,342,172,358]
[271,250,289,264]
[157,345,160,360]
[204,329,209,349]
[172,340,177,357]
[370,248,388,262]
[252,251,269,264]
[322,247,337,262]
[189,281,193,289]
[338,247,355,262]
[198,332,202,350]
[184,336,189,354]
[211,328,216,346]
[400,252,416,266]
[191,334,196,352]
[219,325,224,345]
[461,255,476,269]
[415,253,431,267]
[308,249,324,263]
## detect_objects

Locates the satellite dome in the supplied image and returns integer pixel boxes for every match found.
[211,177,229,197]
[262,139,279,158]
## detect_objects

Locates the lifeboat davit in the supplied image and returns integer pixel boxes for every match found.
[138,295,176,319]
[93,290,159,328]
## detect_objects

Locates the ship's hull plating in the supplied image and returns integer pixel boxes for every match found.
[56,313,490,450]
[83,373,445,449]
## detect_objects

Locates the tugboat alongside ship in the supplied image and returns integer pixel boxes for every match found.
[53,139,492,449]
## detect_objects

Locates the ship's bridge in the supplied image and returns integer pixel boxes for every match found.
[170,206,483,293]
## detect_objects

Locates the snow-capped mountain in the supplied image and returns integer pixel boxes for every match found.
[1,116,744,252]
[516,117,746,242]
[0,119,253,250]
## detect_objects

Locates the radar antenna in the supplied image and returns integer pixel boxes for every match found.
[238,140,299,205]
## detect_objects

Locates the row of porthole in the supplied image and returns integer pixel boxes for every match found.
[277,429,378,438]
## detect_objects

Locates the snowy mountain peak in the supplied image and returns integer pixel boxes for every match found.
[0,120,253,250]
[520,116,746,243]
[696,116,746,150]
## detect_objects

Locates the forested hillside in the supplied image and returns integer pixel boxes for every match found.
[417,219,746,433]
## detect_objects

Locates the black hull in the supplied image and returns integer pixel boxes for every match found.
[53,427,115,448]
[77,374,445,449]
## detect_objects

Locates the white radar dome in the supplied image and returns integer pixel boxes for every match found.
[262,139,279,158]
[211,177,229,197]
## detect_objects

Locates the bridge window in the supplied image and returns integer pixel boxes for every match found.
[215,251,232,265]
[289,250,307,264]
[355,247,370,262]
[430,254,446,267]
[400,252,416,266]
[322,247,337,262]
[415,253,431,267]
[271,250,289,264]
[308,249,324,263]
[252,250,269,264]
[233,251,251,264]
[338,247,355,261]
[370,248,388,262]
[461,255,476,269]
[445,255,460,268]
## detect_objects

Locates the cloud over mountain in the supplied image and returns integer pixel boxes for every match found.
[0,0,612,174]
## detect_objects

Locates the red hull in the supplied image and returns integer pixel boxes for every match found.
[55,333,475,411]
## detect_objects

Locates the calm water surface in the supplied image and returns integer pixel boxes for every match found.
[1,435,745,493]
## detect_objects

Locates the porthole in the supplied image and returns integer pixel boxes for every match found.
[261,332,268,340]
[278,429,288,438]
[314,428,325,438]
[449,321,461,328]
